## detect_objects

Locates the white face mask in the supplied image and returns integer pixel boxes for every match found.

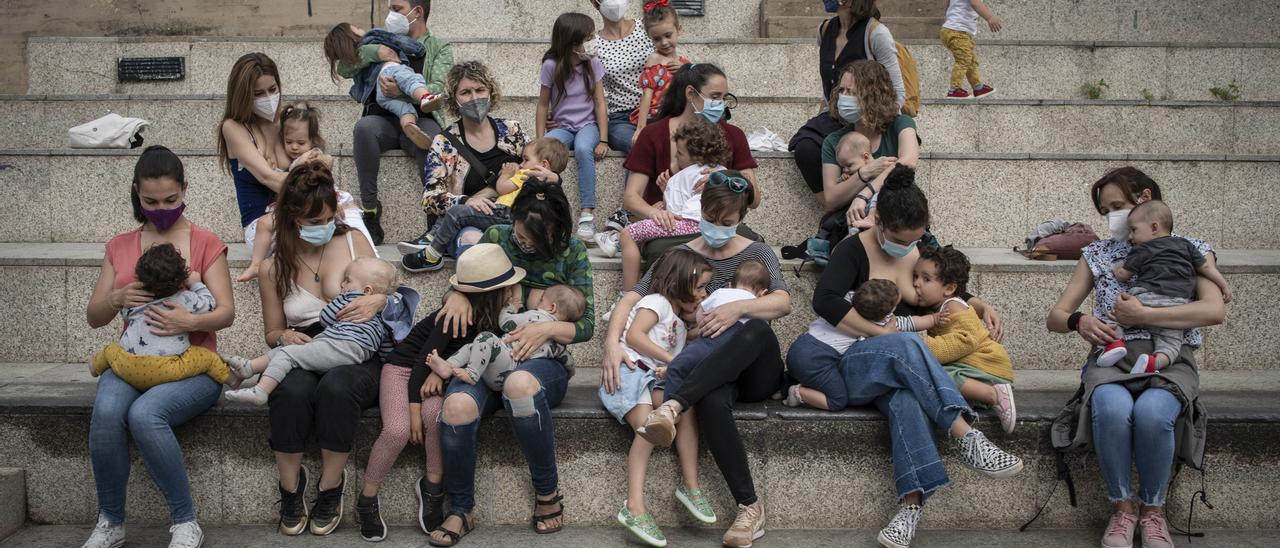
[1107,209,1131,241]
[599,0,629,22]
[253,93,280,121]
[580,38,599,58]
[385,8,417,35]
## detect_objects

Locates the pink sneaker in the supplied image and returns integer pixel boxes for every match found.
[992,383,1016,434]
[1096,340,1127,367]
[1138,512,1174,548]
[1101,509,1138,548]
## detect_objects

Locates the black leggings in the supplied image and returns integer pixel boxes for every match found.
[792,137,826,195]
[668,320,784,505]
[267,355,381,453]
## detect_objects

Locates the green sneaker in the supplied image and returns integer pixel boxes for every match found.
[616,503,666,547]
[676,486,717,524]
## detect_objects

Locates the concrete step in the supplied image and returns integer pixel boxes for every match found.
[7,94,1279,156]
[0,243,1275,373]
[3,365,1279,530]
[28,37,1280,101]
[1,148,1278,250]
[763,16,946,40]
[0,469,22,542]
[10,523,1280,548]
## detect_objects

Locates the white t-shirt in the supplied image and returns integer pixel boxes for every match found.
[622,293,687,368]
[665,164,715,221]
[943,0,979,34]
[700,287,757,324]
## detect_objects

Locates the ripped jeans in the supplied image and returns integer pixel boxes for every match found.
[439,357,569,513]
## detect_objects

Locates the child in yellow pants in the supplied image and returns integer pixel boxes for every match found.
[941,0,1004,99]
[88,243,233,390]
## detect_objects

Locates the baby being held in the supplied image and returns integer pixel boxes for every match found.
[427,284,586,391]
[1101,200,1232,374]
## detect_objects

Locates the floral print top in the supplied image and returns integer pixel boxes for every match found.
[420,117,528,216]
[1081,235,1214,349]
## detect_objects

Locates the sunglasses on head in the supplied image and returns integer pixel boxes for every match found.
[707,171,751,194]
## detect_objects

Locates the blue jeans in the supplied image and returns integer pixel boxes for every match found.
[429,202,511,258]
[786,333,848,411]
[841,333,974,502]
[546,124,600,209]
[440,358,570,513]
[1091,383,1181,506]
[375,63,427,119]
[606,111,636,153]
[89,370,221,524]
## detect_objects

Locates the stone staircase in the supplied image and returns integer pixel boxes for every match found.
[3,0,1280,542]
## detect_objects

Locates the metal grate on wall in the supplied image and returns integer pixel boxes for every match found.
[671,0,705,16]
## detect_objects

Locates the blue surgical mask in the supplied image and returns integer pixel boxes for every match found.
[822,0,842,14]
[699,219,737,248]
[299,221,336,246]
[878,227,919,258]
[836,94,860,124]
[696,91,726,124]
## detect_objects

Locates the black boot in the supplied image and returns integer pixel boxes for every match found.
[361,202,385,246]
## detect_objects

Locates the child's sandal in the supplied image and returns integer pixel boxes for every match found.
[427,511,475,547]
[531,492,564,534]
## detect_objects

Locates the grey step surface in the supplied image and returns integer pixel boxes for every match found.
[763,16,946,40]
[10,94,1280,156]
[1,148,1278,250]
[3,366,1279,529]
[28,37,1280,101]
[759,0,1280,43]
[0,469,22,542]
[0,243,1276,373]
[9,524,1280,548]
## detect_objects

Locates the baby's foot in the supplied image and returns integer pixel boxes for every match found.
[224,386,269,406]
[1096,340,1127,367]
[783,384,804,407]
[1129,354,1159,375]
[236,262,260,283]
[419,92,443,113]
[220,355,255,379]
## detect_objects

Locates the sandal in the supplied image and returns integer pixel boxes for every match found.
[427,511,474,547]
[531,492,565,534]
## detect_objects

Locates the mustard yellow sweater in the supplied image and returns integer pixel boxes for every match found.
[925,305,1014,381]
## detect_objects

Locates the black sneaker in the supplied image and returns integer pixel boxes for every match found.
[361,203,385,246]
[605,208,631,232]
[277,466,309,536]
[415,475,446,534]
[396,229,434,255]
[308,470,346,536]
[401,249,445,273]
[356,494,387,542]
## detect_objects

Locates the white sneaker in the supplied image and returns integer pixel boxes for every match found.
[877,504,922,548]
[577,212,596,242]
[594,230,621,257]
[957,429,1023,478]
[168,521,203,548]
[81,515,125,548]
[782,384,804,407]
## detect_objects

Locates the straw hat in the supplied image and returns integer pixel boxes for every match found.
[449,243,526,293]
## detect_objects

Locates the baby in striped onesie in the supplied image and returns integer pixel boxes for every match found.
[223,258,405,405]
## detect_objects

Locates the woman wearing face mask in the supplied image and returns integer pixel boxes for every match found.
[428,178,593,545]
[616,63,759,247]
[218,53,345,255]
[257,162,387,538]
[603,174,787,548]
[591,0,654,156]
[801,165,1020,548]
[790,0,906,207]
[400,61,540,271]
[81,146,235,548]
[1047,167,1224,548]
[817,60,919,218]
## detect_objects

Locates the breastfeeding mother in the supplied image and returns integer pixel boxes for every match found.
[83,146,234,548]
[258,163,385,537]
[1048,167,1224,548]
[802,166,1020,548]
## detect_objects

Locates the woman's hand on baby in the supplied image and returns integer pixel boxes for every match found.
[438,291,474,337]
[337,294,387,323]
[864,156,898,180]
[700,301,746,339]
[144,301,198,337]
[378,75,400,98]
[280,329,313,346]
[691,167,720,193]
[981,304,1005,342]
[465,194,496,216]
[1078,314,1119,346]
[1107,293,1151,329]
[504,322,556,362]
[525,165,560,183]
[651,208,679,232]
[110,281,154,310]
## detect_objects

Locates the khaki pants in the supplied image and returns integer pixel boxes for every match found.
[941,28,983,89]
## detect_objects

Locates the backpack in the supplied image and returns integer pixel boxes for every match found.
[1015,222,1099,261]
[868,19,921,118]
[781,209,849,269]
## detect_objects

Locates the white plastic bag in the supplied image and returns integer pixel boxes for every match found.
[746,127,787,152]
[68,113,150,148]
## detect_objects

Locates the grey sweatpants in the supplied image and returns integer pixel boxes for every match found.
[448,332,519,392]
[1118,288,1190,362]
[262,337,374,382]
[352,113,440,208]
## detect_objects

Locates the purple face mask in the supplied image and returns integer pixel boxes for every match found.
[142,202,186,231]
